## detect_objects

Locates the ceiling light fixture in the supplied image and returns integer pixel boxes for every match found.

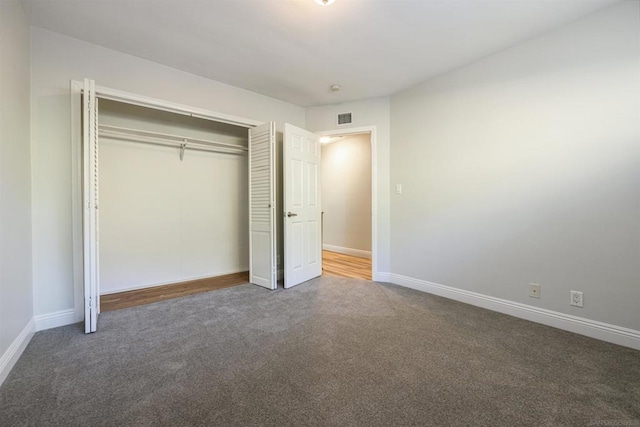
[320,136,344,144]
[314,0,336,6]
[330,84,341,92]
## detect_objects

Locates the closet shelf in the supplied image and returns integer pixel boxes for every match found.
[98,124,248,155]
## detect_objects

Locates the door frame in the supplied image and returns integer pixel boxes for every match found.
[314,126,378,281]
[70,80,261,323]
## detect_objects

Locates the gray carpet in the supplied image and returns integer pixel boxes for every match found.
[1,277,639,426]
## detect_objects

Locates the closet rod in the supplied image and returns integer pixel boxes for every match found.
[99,130,246,156]
[98,124,248,152]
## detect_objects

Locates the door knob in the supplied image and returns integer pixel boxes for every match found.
[286,212,298,217]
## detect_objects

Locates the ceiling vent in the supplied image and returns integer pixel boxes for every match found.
[337,112,352,126]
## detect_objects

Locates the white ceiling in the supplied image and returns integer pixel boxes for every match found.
[22,0,616,107]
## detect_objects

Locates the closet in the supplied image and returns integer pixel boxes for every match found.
[71,79,277,333]
[98,99,250,295]
[76,79,321,334]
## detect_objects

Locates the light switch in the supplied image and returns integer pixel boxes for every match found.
[396,184,402,194]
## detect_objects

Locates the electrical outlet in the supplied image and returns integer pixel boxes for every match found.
[529,283,541,299]
[395,184,402,194]
[570,290,583,307]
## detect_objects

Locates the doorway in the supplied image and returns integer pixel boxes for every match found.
[320,131,373,280]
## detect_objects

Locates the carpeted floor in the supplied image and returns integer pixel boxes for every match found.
[1,277,639,426]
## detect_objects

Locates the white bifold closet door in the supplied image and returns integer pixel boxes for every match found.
[249,122,277,290]
[83,78,100,333]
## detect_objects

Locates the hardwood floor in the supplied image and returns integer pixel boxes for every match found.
[102,251,370,312]
[101,271,249,312]
[322,250,372,280]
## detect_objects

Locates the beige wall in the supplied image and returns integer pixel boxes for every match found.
[390,2,640,330]
[0,0,33,381]
[321,134,372,256]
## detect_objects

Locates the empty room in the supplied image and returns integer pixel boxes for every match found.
[1,0,638,425]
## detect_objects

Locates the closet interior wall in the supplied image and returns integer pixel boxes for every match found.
[98,99,249,295]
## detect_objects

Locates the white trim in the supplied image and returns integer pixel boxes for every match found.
[35,309,77,331]
[388,273,640,351]
[71,81,262,128]
[323,244,371,259]
[315,126,378,283]
[71,80,84,323]
[0,319,35,386]
[374,272,391,283]
[95,84,261,128]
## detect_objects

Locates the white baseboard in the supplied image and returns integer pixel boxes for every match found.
[388,273,640,351]
[35,309,77,331]
[374,271,391,282]
[323,244,371,259]
[0,318,35,386]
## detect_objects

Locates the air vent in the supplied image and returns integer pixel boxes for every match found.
[337,112,352,125]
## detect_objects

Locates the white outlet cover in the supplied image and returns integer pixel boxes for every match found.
[570,290,584,307]
[529,283,540,298]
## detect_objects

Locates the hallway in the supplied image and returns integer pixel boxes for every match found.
[322,250,372,280]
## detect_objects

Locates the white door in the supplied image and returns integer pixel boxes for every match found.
[249,122,277,289]
[284,123,322,288]
[82,78,100,333]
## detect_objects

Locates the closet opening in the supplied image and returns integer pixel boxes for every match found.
[320,131,373,281]
[73,80,283,333]
[93,98,251,312]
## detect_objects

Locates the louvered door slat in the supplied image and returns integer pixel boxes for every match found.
[248,122,277,290]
